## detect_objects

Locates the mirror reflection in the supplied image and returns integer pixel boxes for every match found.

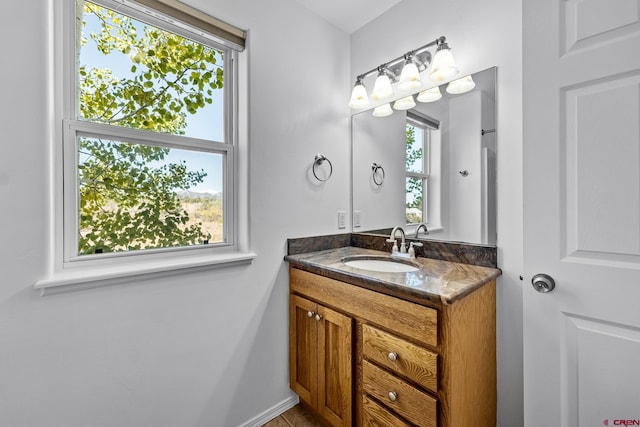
[351,67,497,245]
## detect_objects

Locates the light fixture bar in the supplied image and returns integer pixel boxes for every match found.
[353,36,446,83]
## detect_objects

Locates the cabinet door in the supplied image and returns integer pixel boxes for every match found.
[316,305,353,427]
[289,294,318,408]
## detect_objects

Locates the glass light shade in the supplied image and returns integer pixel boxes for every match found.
[371,74,394,101]
[348,83,369,109]
[372,103,393,117]
[428,48,459,82]
[446,75,476,94]
[417,86,442,103]
[398,62,423,91]
[393,95,416,111]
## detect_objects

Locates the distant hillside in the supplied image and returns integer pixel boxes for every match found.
[176,190,221,200]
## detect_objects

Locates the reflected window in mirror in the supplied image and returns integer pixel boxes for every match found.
[406,112,441,231]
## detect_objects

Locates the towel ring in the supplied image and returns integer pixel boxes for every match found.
[313,154,333,182]
[372,162,385,186]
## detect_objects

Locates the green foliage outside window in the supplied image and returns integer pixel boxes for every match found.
[406,124,424,223]
[77,2,225,255]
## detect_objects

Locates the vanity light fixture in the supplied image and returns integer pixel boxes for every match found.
[428,40,459,82]
[398,54,423,92]
[372,103,393,117]
[348,76,369,109]
[393,95,416,111]
[417,86,442,103]
[446,74,476,94]
[371,68,394,101]
[349,36,458,109]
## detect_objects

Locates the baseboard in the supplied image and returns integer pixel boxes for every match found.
[239,395,300,427]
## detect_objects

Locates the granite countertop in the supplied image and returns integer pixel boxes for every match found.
[285,246,501,306]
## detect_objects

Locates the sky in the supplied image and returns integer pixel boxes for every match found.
[79,3,225,194]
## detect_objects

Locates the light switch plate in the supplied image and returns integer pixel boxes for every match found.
[338,211,346,229]
[353,211,361,228]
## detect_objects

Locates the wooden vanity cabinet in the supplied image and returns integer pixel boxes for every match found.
[289,294,353,426]
[289,266,496,427]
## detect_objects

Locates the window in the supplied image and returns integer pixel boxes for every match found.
[405,113,438,226]
[64,0,241,261]
[37,0,250,293]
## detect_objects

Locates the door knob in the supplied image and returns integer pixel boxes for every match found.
[531,273,556,293]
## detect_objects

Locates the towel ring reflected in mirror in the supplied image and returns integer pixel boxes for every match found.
[372,162,385,186]
[312,154,333,182]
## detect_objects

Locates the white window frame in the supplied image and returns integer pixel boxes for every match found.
[35,0,253,295]
[406,116,431,225]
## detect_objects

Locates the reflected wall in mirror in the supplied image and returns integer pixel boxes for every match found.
[351,67,497,245]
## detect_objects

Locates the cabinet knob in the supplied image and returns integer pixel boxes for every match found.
[388,391,398,402]
[314,314,322,321]
[388,352,398,362]
[307,311,314,318]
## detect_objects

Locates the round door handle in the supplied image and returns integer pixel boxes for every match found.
[388,391,398,402]
[307,311,314,318]
[531,273,556,293]
[314,314,322,321]
[388,352,398,362]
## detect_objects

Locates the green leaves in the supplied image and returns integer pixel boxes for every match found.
[78,137,213,254]
[79,2,224,135]
[77,2,223,255]
[405,125,424,212]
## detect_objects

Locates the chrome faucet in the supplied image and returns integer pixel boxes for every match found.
[415,223,429,237]
[387,226,407,253]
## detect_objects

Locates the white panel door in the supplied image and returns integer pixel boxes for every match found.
[523,1,640,426]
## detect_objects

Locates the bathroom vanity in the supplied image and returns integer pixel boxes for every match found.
[286,236,500,427]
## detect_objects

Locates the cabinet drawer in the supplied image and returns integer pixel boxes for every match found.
[362,324,438,393]
[362,394,410,427]
[362,360,437,427]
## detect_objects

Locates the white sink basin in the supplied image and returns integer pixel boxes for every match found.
[343,258,419,273]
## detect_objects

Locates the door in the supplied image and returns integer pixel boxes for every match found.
[290,294,318,407]
[316,305,353,427]
[289,295,353,426]
[523,1,640,426]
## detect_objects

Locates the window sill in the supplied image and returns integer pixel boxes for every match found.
[34,251,257,296]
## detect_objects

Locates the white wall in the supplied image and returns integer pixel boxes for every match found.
[0,1,350,426]
[351,1,524,426]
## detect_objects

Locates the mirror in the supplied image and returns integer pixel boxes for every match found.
[351,67,496,245]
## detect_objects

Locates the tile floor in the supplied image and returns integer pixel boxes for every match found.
[262,404,323,427]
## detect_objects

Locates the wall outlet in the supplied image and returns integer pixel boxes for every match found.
[353,211,361,228]
[338,211,346,229]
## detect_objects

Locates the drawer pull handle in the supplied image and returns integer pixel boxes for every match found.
[388,352,398,362]
[388,391,398,402]
[307,311,314,318]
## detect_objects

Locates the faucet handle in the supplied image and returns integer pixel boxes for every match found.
[386,238,399,253]
[408,241,422,258]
